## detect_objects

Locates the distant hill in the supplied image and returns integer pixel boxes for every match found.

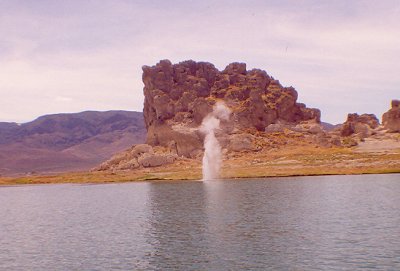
[321,122,341,131]
[0,111,146,175]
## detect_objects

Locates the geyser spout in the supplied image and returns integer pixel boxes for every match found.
[200,101,231,181]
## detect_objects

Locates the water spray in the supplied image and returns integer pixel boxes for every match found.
[200,101,231,180]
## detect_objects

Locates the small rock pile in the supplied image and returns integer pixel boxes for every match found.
[94,144,177,171]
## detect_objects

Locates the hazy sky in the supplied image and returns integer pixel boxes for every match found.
[1,0,399,124]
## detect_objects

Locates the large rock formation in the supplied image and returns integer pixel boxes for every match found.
[142,60,321,157]
[340,113,379,137]
[383,100,400,132]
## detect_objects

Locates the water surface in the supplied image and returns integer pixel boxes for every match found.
[1,174,400,270]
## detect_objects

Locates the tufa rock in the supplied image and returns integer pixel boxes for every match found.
[138,153,176,168]
[308,123,324,135]
[382,100,400,132]
[265,122,287,133]
[142,60,321,157]
[94,144,177,171]
[229,133,258,152]
[340,113,379,137]
[130,144,154,157]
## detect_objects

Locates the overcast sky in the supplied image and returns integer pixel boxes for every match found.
[1,0,399,124]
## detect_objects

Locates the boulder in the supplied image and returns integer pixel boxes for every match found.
[354,123,371,138]
[341,113,379,137]
[308,123,324,134]
[94,143,177,171]
[130,144,154,157]
[382,100,400,132]
[138,153,176,168]
[265,123,286,133]
[229,133,257,152]
[95,152,130,171]
[116,159,140,170]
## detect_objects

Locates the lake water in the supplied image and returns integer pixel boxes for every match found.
[1,174,400,270]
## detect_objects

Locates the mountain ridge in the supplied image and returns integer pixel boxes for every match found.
[0,110,146,175]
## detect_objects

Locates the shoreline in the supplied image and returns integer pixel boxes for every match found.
[1,171,399,187]
[2,143,400,186]
[1,162,399,186]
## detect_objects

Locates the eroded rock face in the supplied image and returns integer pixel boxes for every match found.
[340,113,379,137]
[229,133,259,152]
[94,144,177,171]
[383,100,400,132]
[142,60,321,156]
[138,153,176,168]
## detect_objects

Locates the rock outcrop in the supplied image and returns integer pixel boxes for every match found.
[95,144,177,171]
[142,60,321,157]
[383,100,400,132]
[340,113,379,137]
[229,133,259,152]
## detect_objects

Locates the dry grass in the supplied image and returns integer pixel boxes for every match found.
[0,159,203,185]
[1,143,399,186]
[222,145,400,179]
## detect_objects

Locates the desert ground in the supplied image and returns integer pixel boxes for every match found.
[1,136,399,186]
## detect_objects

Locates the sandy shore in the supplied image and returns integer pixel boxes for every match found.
[1,142,399,185]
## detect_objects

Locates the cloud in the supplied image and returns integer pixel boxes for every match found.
[55,96,72,102]
[0,0,399,124]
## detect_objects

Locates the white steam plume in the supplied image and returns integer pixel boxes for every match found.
[200,101,231,181]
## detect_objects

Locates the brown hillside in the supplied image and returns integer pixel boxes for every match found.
[0,111,145,175]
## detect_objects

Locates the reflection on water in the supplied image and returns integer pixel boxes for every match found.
[147,182,210,270]
[1,174,400,270]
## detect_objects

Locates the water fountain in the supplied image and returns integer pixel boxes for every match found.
[200,102,231,180]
